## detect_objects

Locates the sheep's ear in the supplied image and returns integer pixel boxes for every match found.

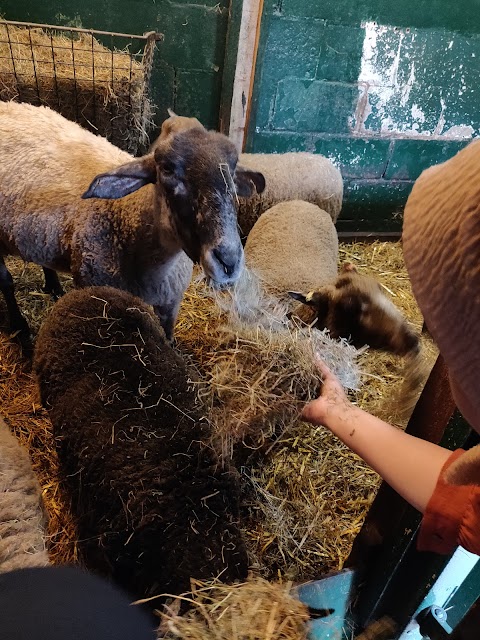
[289,288,332,324]
[288,291,310,305]
[82,156,157,200]
[234,166,266,197]
[289,290,328,307]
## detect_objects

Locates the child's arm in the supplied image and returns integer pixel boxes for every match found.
[302,361,452,513]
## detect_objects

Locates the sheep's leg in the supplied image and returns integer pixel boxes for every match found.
[153,302,179,343]
[0,256,31,345]
[42,267,64,300]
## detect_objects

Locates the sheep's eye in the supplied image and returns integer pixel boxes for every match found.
[161,162,176,176]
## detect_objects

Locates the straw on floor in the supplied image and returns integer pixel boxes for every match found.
[0,241,437,583]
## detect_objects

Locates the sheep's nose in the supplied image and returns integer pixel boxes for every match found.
[213,245,241,276]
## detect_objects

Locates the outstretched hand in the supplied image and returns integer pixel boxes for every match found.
[302,359,354,426]
[302,359,455,518]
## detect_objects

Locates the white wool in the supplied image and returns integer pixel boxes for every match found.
[0,417,49,573]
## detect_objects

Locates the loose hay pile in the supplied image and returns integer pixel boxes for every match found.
[0,21,156,154]
[157,577,310,640]
[0,241,437,589]
[188,269,360,463]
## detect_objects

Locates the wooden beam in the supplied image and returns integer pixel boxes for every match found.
[337,231,402,243]
[228,0,264,151]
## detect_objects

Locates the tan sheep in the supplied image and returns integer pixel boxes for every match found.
[245,200,338,293]
[237,152,343,236]
[245,201,420,355]
[0,417,49,573]
[0,102,265,348]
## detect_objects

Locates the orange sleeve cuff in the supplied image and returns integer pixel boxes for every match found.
[418,449,480,555]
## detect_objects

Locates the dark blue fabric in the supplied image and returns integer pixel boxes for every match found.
[0,566,156,639]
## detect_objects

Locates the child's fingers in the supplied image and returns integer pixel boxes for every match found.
[313,356,334,379]
[301,400,319,422]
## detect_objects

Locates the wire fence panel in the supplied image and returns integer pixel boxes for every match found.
[0,19,162,154]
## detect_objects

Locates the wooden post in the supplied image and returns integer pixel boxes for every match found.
[227,0,264,151]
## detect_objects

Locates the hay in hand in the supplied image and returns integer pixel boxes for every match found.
[157,577,310,640]
[206,323,359,461]
[0,21,155,154]
[185,268,360,462]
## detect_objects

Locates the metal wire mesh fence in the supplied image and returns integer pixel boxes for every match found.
[0,19,162,154]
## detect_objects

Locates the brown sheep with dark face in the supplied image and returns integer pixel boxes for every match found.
[289,263,420,356]
[33,286,248,605]
[0,102,265,347]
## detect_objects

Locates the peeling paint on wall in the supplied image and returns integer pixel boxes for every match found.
[353,21,477,140]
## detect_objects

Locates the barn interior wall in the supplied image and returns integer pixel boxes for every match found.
[246,0,480,231]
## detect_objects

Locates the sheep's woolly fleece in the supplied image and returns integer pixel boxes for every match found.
[0,416,49,573]
[33,286,248,603]
[237,152,343,237]
[244,201,339,294]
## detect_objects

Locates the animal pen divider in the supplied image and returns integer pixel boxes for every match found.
[0,19,162,154]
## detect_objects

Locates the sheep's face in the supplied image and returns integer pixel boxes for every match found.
[82,128,265,289]
[289,263,420,356]
[153,128,265,287]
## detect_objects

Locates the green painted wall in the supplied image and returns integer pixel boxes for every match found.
[247,0,480,231]
[0,0,231,130]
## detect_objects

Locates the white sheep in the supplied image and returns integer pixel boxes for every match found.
[245,200,420,355]
[0,101,265,344]
[0,416,49,573]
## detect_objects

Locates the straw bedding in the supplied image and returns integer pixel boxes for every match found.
[0,242,437,633]
[155,577,310,640]
[0,22,154,154]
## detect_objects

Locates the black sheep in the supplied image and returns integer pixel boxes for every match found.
[33,286,248,603]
